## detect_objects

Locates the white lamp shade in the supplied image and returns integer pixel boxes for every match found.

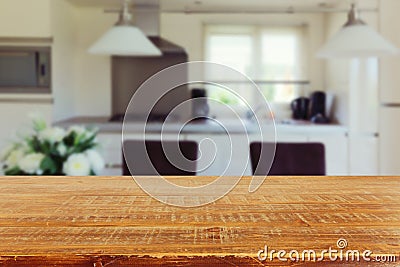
[317,24,399,58]
[89,25,162,56]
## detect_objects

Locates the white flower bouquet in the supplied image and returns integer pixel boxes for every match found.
[1,117,104,176]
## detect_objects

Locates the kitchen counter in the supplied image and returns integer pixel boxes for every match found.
[54,116,348,135]
[55,117,349,176]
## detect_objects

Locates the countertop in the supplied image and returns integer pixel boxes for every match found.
[0,176,398,266]
[54,116,348,135]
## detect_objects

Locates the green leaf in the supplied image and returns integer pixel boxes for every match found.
[63,132,76,147]
[5,167,23,175]
[70,134,97,154]
[27,136,43,153]
[32,119,47,132]
[40,156,58,174]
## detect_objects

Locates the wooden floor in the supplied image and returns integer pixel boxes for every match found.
[0,176,399,266]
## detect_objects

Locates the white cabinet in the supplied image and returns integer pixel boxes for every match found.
[96,133,122,175]
[308,134,348,175]
[97,126,349,176]
[185,134,252,176]
[0,0,52,38]
[348,134,379,175]
[379,107,400,175]
[186,131,347,176]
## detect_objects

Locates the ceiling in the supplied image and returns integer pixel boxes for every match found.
[67,0,158,8]
[67,0,379,12]
[161,0,377,12]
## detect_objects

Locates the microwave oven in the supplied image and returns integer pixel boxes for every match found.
[0,46,51,93]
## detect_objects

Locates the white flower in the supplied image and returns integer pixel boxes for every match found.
[57,143,67,156]
[18,153,44,174]
[63,153,91,176]
[85,150,104,175]
[39,127,66,144]
[4,149,25,169]
[1,144,14,161]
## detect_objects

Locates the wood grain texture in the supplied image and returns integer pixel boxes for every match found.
[0,176,399,266]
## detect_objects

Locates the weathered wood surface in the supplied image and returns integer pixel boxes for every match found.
[0,176,399,266]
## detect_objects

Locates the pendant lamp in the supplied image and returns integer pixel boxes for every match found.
[317,4,398,58]
[88,0,162,56]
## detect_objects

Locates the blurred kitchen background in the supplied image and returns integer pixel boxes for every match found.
[0,0,399,176]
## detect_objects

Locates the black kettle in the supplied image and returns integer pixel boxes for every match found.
[291,97,310,120]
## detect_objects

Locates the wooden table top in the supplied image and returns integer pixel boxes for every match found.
[0,176,399,266]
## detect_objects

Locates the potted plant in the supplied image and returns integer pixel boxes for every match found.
[0,117,104,176]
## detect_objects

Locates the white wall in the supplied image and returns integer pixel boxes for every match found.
[323,13,350,125]
[160,13,326,91]
[51,5,115,121]
[51,0,78,121]
[72,7,115,118]
[0,0,51,37]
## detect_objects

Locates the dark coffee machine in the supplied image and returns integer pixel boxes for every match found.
[309,91,330,124]
[191,88,209,120]
[291,97,310,120]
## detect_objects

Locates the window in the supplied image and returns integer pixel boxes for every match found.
[203,24,310,107]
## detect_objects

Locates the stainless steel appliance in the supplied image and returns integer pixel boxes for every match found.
[0,47,51,93]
